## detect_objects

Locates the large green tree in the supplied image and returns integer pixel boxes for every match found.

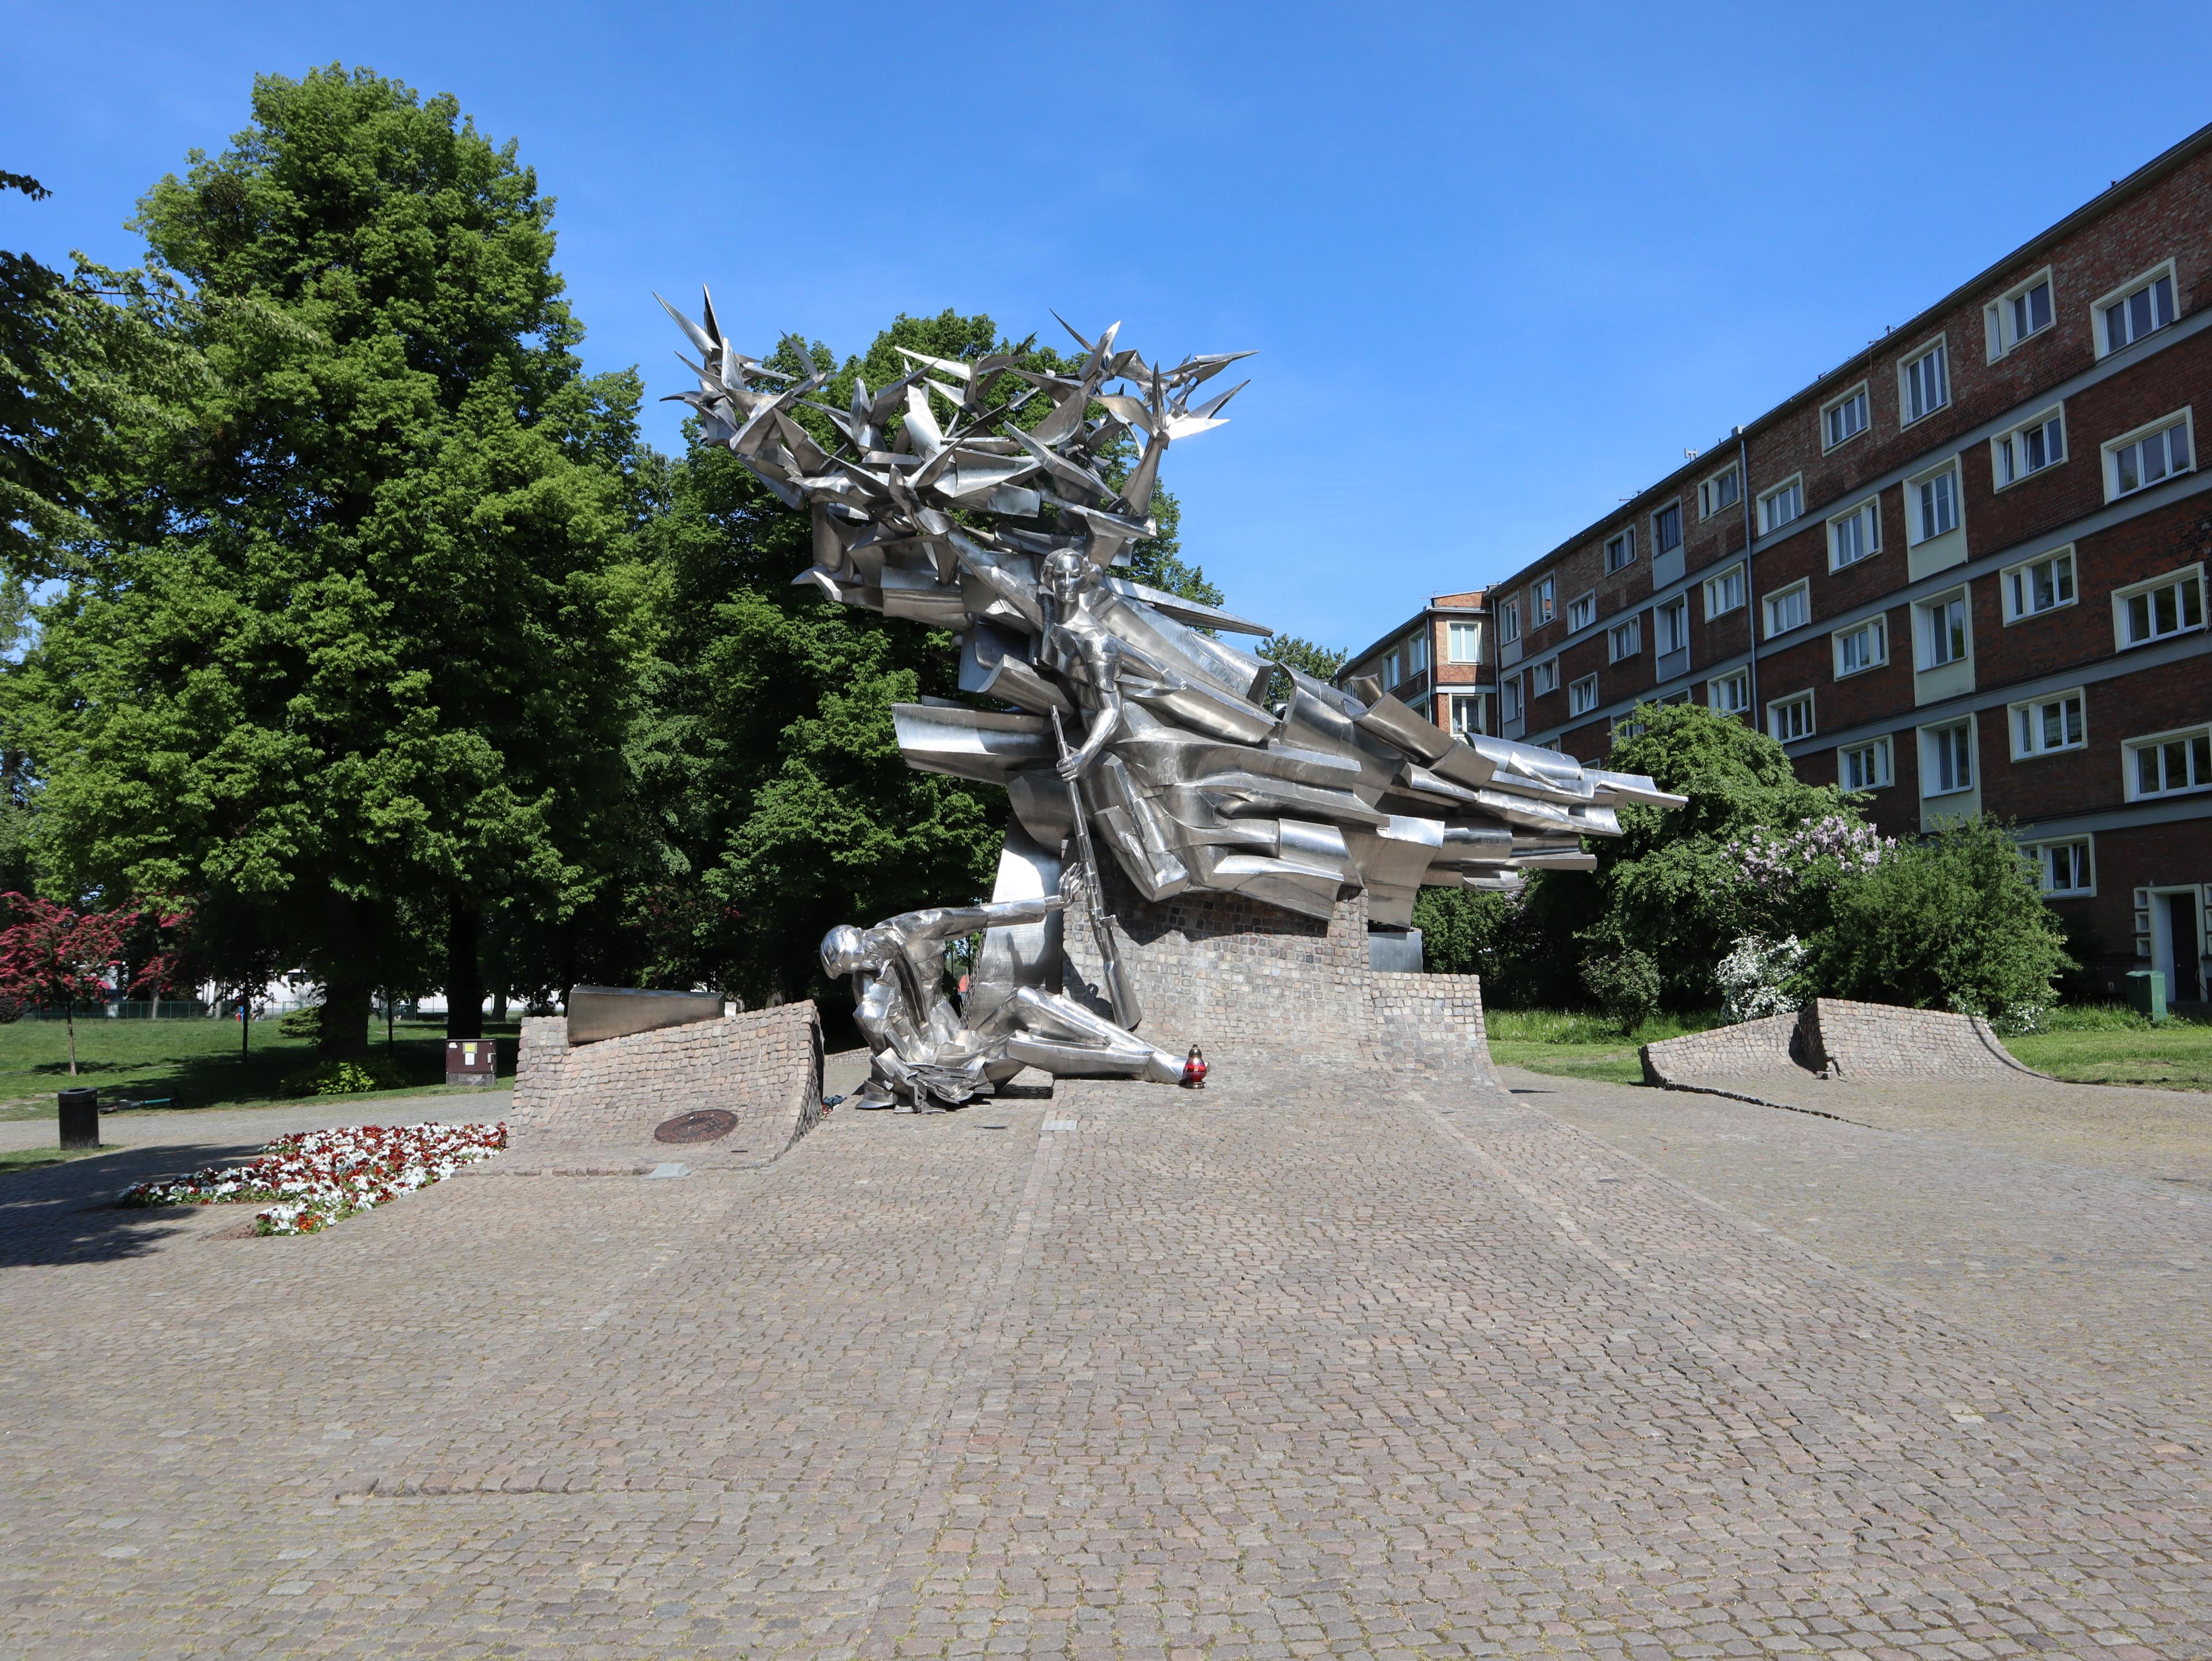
[24,66,643,1054]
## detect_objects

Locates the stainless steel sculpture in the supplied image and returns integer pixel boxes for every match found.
[664,296,1685,1106]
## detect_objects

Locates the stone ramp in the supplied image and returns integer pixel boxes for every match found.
[1643,996,2043,1097]
[498,1002,823,1172]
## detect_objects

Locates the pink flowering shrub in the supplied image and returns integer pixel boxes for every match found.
[121,1122,506,1235]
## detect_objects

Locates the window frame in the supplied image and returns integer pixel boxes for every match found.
[1921,718,1978,798]
[1703,562,1746,617]
[1831,614,1889,679]
[1767,690,1815,744]
[1448,691,1490,739]
[1897,334,1951,427]
[1904,457,1962,546]
[1826,495,1884,571]
[2110,562,2207,650]
[1820,381,1871,452]
[1984,266,2055,361]
[1762,578,1810,641]
[2123,722,2212,801]
[1651,501,1684,558]
[1567,589,1597,633]
[1697,462,1742,522]
[1604,526,1635,573]
[1607,614,1642,663]
[1500,675,1522,724]
[2025,835,2095,898]
[1757,473,1804,535]
[1838,736,1894,793]
[1529,657,1559,696]
[2101,406,2195,502]
[1707,668,1751,716]
[1567,672,1599,717]
[2091,258,2180,360]
[1498,597,1521,645]
[2001,545,2077,624]
[1653,595,1688,657]
[1531,576,1556,626]
[1446,620,1480,663]
[1990,403,2067,491]
[1915,585,1972,671]
[2008,687,2088,760]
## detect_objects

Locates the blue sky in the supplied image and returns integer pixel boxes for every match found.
[6,2,2210,653]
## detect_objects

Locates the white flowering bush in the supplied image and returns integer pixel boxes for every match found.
[1726,814,1890,896]
[121,1122,505,1234]
[1715,933,1806,1024]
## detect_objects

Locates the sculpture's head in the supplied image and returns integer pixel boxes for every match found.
[1042,548,1093,612]
[819,924,872,980]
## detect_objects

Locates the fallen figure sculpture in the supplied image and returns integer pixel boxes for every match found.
[662,296,1687,1107]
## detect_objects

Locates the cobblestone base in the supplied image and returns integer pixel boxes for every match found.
[1643,998,2040,1091]
[504,1003,823,1172]
[4,1057,2209,1657]
[1062,866,1493,1077]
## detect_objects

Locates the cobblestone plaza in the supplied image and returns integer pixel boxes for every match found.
[3,1058,2209,1659]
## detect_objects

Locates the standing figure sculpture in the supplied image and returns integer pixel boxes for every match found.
[662,295,1687,1104]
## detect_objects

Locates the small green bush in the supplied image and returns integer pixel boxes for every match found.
[281,1055,408,1097]
[1581,948,1660,1033]
[277,1004,324,1039]
[1811,815,2070,1021]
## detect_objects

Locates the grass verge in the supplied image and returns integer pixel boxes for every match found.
[2008,1012,2212,1090]
[1485,1009,1726,1087]
[0,1143,110,1176]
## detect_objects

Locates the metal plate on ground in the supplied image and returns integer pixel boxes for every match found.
[653,1108,740,1145]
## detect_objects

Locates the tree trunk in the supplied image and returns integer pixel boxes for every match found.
[445,894,484,1041]
[65,1001,77,1076]
[318,888,374,1058]
[490,987,507,1023]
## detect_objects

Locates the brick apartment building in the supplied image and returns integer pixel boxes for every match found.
[1340,590,1496,744]
[1427,124,2212,998]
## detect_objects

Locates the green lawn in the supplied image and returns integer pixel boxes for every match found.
[0,1015,518,1119]
[1487,1002,2212,1091]
[1486,1009,1726,1086]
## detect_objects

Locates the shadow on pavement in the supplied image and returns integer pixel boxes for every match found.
[0,1138,274,1266]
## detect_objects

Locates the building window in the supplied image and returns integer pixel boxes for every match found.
[2126,725,2212,799]
[1823,383,1870,450]
[1763,580,1810,639]
[1919,590,1970,668]
[1654,597,1688,657]
[1567,674,1599,717]
[1840,737,1892,792]
[1532,576,1555,626]
[1446,621,1480,663]
[2095,262,2177,357]
[1531,657,1559,695]
[1499,598,1520,644]
[1407,630,1428,676]
[1993,406,2066,487]
[2003,547,2074,622]
[1900,337,1950,425]
[1605,527,1635,572]
[1907,461,1960,543]
[1381,646,1399,687]
[1608,615,1642,661]
[1449,692,1490,739]
[1705,563,1745,616]
[1568,590,1596,631]
[2113,565,2206,648]
[1699,464,1741,520]
[1923,721,1975,796]
[1767,691,1815,743]
[2011,690,2085,758]
[1833,615,1888,677]
[1986,268,2054,359]
[1652,502,1683,558]
[1709,669,1750,714]
[1758,475,1804,535]
[2029,838,2093,896]
[1612,710,1646,741]
[1828,497,1882,570]
[2104,409,2194,500]
[1501,676,1522,724]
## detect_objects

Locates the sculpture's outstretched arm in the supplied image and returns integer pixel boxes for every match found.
[897,894,1067,942]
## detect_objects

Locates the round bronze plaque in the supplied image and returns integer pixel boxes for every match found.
[653,1108,739,1145]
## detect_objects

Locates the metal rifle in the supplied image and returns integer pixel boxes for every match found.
[1049,708,1142,1030]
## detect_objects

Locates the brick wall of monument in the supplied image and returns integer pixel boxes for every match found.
[506,1002,824,1171]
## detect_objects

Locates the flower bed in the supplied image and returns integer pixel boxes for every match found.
[121,1122,506,1235]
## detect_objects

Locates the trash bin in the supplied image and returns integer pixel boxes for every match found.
[2126,968,2169,1023]
[57,1086,100,1151]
